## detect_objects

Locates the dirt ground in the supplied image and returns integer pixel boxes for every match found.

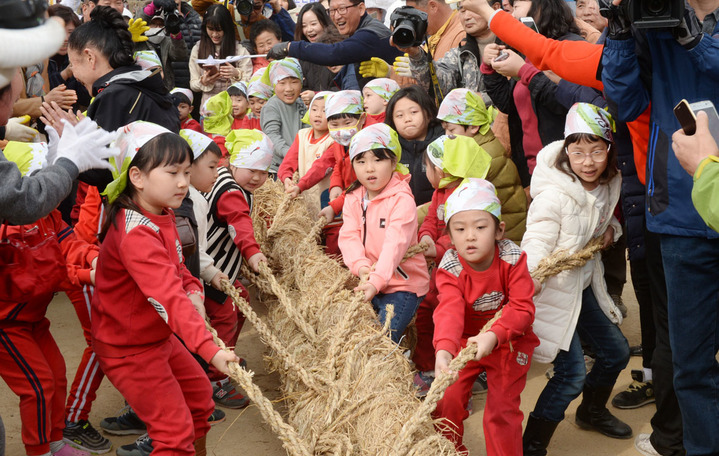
[1,275,653,456]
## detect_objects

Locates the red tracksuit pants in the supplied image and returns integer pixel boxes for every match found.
[98,336,214,456]
[204,280,248,381]
[64,285,105,423]
[434,334,538,456]
[0,316,67,455]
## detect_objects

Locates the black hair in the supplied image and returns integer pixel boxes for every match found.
[171,93,192,107]
[385,85,441,138]
[346,148,397,193]
[100,133,194,241]
[556,133,618,184]
[250,19,282,46]
[294,2,336,41]
[227,85,247,98]
[198,140,223,159]
[327,113,362,122]
[68,6,134,69]
[198,5,237,61]
[316,27,347,44]
[48,4,82,28]
[528,0,580,39]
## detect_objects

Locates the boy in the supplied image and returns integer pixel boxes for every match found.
[227,82,260,130]
[362,78,400,126]
[437,88,527,242]
[171,88,202,133]
[259,58,307,174]
[201,129,271,409]
[250,20,282,72]
[433,178,539,455]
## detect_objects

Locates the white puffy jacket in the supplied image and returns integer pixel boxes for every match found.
[521,141,623,363]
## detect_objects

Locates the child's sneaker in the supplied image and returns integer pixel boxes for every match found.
[115,433,153,456]
[51,443,92,456]
[612,370,655,409]
[213,378,250,409]
[634,434,661,456]
[413,371,435,398]
[472,371,488,394]
[208,408,226,425]
[99,406,146,435]
[63,420,112,454]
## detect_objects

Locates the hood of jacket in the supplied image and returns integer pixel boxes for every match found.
[93,66,174,110]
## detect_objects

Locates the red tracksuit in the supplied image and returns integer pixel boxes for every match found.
[0,211,98,456]
[181,117,203,134]
[433,240,539,455]
[92,207,219,456]
[413,186,456,372]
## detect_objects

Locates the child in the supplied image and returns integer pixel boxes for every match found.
[362,77,399,126]
[227,82,260,130]
[201,129,271,408]
[259,58,307,174]
[437,88,527,242]
[413,134,493,395]
[249,20,282,72]
[172,88,203,133]
[338,123,429,343]
[1,142,99,456]
[521,103,630,452]
[385,85,445,206]
[279,91,341,215]
[247,68,273,121]
[432,178,539,455]
[92,122,238,456]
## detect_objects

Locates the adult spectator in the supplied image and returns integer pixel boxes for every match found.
[602,1,719,455]
[193,0,296,42]
[294,2,339,92]
[137,3,190,92]
[266,0,403,88]
[575,0,606,32]
[80,0,124,21]
[405,0,465,60]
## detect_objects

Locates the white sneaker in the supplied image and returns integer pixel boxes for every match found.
[635,434,661,456]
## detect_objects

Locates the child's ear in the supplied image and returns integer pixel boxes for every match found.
[128,166,143,190]
[382,100,388,107]
[467,125,481,136]
[495,221,506,241]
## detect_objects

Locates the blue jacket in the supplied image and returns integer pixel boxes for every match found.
[601,17,719,238]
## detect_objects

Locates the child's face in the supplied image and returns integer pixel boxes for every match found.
[566,137,610,190]
[327,64,343,74]
[254,30,281,55]
[423,154,443,189]
[130,157,191,214]
[231,94,249,119]
[248,96,267,117]
[275,77,302,105]
[309,98,328,132]
[352,152,396,199]
[231,166,269,193]
[362,87,387,116]
[392,97,429,141]
[177,103,191,121]
[442,121,479,138]
[448,210,505,271]
[190,152,220,193]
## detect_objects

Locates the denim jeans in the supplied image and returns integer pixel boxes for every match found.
[371,292,424,344]
[661,234,719,456]
[532,286,630,422]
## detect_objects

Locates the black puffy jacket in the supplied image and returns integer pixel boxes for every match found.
[171,3,203,88]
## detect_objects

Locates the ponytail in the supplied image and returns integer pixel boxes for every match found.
[68,6,134,69]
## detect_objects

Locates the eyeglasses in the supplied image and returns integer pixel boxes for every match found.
[565,145,610,163]
[326,4,359,16]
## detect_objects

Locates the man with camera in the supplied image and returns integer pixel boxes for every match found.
[404,0,465,60]
[266,0,402,88]
[601,0,719,455]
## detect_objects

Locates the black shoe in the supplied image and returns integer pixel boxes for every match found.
[629,345,643,357]
[576,384,633,439]
[116,433,153,456]
[523,414,559,456]
[99,406,146,436]
[612,370,655,409]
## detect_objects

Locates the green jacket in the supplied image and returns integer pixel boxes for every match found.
[475,130,527,243]
[693,156,719,233]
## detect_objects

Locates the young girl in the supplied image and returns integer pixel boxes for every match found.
[189,4,252,107]
[247,68,273,121]
[338,123,429,343]
[92,122,238,456]
[433,178,538,455]
[521,103,630,453]
[385,85,445,205]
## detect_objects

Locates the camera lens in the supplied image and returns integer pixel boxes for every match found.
[392,23,416,48]
[237,0,254,16]
[643,0,667,15]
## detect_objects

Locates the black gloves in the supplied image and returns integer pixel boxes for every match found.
[599,0,633,40]
[266,42,290,61]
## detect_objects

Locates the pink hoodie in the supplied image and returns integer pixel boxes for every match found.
[339,173,430,296]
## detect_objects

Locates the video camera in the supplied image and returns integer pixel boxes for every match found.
[153,0,182,35]
[389,6,428,48]
[600,0,684,29]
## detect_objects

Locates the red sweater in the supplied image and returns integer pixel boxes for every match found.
[277,130,341,190]
[365,112,386,126]
[433,240,536,356]
[1,210,99,322]
[417,185,458,261]
[328,145,356,214]
[91,208,218,362]
[215,188,262,261]
[181,117,203,133]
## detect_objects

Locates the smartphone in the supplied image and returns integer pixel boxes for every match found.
[494,50,509,62]
[203,64,219,76]
[674,99,696,135]
[674,99,719,145]
[520,16,539,33]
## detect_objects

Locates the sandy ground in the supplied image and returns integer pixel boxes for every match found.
[1,277,653,456]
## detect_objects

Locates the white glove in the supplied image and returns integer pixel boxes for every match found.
[55,118,120,173]
[5,117,39,142]
[45,124,59,165]
[393,54,413,78]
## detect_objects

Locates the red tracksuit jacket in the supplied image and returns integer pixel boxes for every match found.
[417,186,459,263]
[91,207,219,362]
